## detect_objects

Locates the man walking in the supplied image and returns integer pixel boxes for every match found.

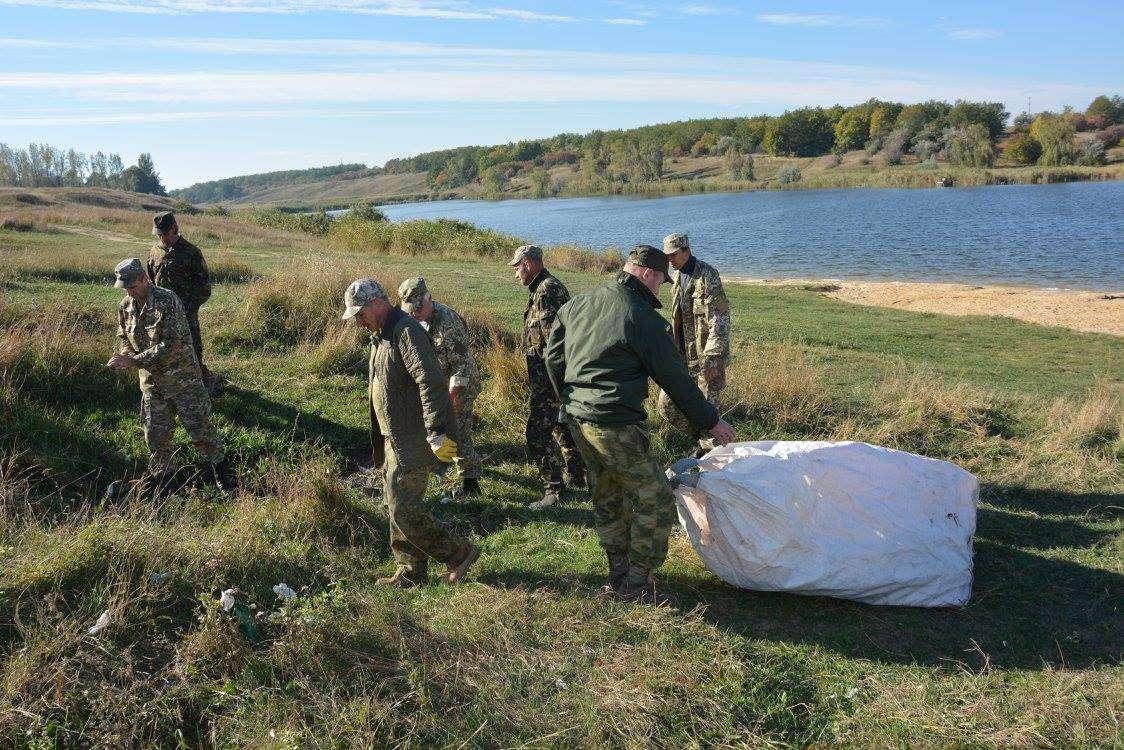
[148,211,218,392]
[398,277,484,498]
[509,244,585,510]
[343,277,479,587]
[107,258,236,500]
[544,246,734,604]
[657,233,731,453]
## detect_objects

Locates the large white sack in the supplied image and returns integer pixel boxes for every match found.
[672,441,978,607]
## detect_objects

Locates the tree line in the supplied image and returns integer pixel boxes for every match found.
[0,144,167,195]
[174,163,376,204]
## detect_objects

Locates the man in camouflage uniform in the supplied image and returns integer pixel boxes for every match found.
[107,258,237,499]
[545,246,734,605]
[343,278,480,587]
[398,277,484,498]
[148,211,218,393]
[657,233,731,453]
[509,244,586,510]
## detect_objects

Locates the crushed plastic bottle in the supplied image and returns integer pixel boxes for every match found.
[272,583,296,600]
[88,609,111,635]
[218,588,261,643]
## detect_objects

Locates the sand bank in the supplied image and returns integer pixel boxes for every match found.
[728,278,1123,337]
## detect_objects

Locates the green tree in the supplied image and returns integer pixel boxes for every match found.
[1030,114,1077,166]
[1001,133,1041,165]
[764,108,835,156]
[833,106,872,152]
[1084,95,1122,128]
[529,167,551,198]
[724,149,753,180]
[481,167,507,198]
[124,152,166,195]
[868,103,903,139]
[947,100,1008,140]
[948,124,995,167]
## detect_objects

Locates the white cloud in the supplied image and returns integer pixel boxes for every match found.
[680,3,721,15]
[945,27,1002,40]
[757,12,891,29]
[603,17,645,25]
[0,0,575,19]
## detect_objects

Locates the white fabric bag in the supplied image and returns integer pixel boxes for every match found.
[672,441,978,607]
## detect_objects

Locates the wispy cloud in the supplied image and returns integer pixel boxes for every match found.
[680,3,721,15]
[944,26,1002,40]
[757,12,891,29]
[0,0,576,20]
[603,17,645,26]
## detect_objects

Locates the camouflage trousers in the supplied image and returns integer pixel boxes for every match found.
[658,366,724,445]
[526,355,584,491]
[142,383,225,474]
[185,307,204,364]
[384,441,467,571]
[567,419,677,570]
[452,387,482,480]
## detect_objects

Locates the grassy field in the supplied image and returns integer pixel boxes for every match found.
[1,190,1121,748]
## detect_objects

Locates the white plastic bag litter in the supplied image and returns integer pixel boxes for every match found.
[671,441,978,607]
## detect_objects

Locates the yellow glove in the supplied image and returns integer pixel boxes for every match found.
[427,433,458,463]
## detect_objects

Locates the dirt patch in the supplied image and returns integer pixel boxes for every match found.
[729,277,1124,337]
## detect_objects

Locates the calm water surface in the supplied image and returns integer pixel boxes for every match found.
[379,182,1124,290]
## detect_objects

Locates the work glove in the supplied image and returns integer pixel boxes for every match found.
[427,433,458,463]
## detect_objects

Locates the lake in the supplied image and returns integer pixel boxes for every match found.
[376,182,1124,290]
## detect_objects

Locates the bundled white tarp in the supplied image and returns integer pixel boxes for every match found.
[671,441,978,607]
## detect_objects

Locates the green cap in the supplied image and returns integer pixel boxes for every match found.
[152,211,176,236]
[341,278,387,320]
[628,244,670,283]
[662,233,689,254]
[397,277,430,314]
[507,244,543,266]
[114,257,145,288]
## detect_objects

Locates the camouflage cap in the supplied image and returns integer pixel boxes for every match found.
[507,244,543,266]
[152,211,177,236]
[341,277,388,320]
[628,244,671,283]
[114,257,146,288]
[397,276,431,314]
[662,233,690,254]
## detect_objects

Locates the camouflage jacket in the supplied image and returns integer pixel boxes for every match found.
[117,286,202,395]
[670,256,731,372]
[523,269,570,357]
[148,236,211,313]
[424,300,483,393]
[369,308,456,469]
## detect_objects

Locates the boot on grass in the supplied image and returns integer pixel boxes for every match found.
[443,542,480,584]
[377,562,428,588]
[605,551,631,592]
[616,564,678,608]
[460,476,481,498]
[529,487,562,510]
[212,457,239,498]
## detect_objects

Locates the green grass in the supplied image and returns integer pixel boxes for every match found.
[1,199,1121,748]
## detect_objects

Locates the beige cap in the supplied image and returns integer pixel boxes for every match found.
[341,278,387,320]
[662,233,689,254]
[114,258,145,288]
[507,244,543,266]
[397,276,431,314]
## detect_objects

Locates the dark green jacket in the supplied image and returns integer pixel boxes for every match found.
[369,307,456,469]
[544,272,719,429]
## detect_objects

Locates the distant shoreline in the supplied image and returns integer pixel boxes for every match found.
[730,277,1124,337]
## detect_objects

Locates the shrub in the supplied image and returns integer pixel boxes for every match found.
[544,245,623,274]
[819,154,841,169]
[948,124,995,167]
[347,203,387,222]
[775,165,802,184]
[1030,114,1077,166]
[1094,125,1124,149]
[1002,133,1042,166]
[247,207,333,235]
[1076,138,1106,166]
[763,108,834,156]
[208,257,257,284]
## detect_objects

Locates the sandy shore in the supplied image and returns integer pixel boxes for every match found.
[728,277,1124,337]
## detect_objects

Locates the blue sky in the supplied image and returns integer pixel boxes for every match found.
[2,0,1121,188]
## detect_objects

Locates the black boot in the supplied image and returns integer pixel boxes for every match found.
[605,551,630,592]
[135,471,172,502]
[616,564,678,608]
[212,458,239,498]
[460,476,481,498]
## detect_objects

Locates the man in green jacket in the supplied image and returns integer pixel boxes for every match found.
[544,246,735,604]
[343,277,480,587]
